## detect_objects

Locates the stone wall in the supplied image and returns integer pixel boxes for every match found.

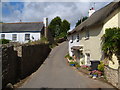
[2,43,51,89]
[104,65,119,89]
[118,67,120,89]
[2,45,18,88]
[18,44,51,79]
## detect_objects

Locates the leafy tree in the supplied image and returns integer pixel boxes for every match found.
[48,16,62,37]
[102,27,120,64]
[75,16,88,27]
[60,19,70,38]
[48,16,70,39]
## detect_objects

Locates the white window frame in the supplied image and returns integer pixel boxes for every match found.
[12,34,17,41]
[25,34,30,41]
[1,34,5,39]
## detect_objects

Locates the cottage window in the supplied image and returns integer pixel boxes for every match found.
[12,34,17,41]
[77,34,79,42]
[71,36,73,43]
[86,53,91,64]
[85,30,89,40]
[25,34,30,40]
[1,34,5,39]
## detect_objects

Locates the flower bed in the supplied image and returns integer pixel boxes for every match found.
[78,68,90,75]
[65,54,105,80]
[90,70,103,78]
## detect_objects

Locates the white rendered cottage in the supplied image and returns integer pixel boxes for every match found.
[68,1,120,69]
[0,18,48,43]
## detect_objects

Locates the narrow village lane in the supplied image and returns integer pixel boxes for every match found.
[20,41,115,89]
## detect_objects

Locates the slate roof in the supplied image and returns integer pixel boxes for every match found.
[68,1,120,35]
[0,22,44,33]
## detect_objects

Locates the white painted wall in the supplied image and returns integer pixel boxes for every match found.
[0,32,41,43]
[68,33,81,56]
[68,7,120,66]
[109,54,119,69]
[103,8,120,34]
[103,8,120,69]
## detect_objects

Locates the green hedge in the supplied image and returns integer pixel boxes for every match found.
[0,39,10,44]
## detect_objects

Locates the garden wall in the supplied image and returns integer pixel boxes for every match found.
[118,67,120,89]
[2,45,18,88]
[16,44,51,79]
[104,65,120,89]
[2,43,51,89]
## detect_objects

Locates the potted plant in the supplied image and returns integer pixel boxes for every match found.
[69,61,75,66]
[75,64,80,69]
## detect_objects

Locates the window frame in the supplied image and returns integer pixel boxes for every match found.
[1,34,5,39]
[12,34,17,41]
[85,30,89,40]
[77,34,79,42]
[71,35,73,43]
[25,34,30,41]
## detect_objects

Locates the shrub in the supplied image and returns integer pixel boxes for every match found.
[40,36,49,44]
[69,56,73,60]
[98,61,104,72]
[65,53,70,58]
[75,64,80,68]
[81,61,85,65]
[102,27,120,61]
[0,39,10,44]
[49,44,57,49]
[69,61,76,65]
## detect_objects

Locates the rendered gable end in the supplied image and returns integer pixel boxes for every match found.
[103,7,120,34]
[102,7,120,69]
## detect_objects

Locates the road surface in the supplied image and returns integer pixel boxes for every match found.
[20,41,115,89]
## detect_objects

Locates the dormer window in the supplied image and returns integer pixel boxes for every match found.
[77,34,79,42]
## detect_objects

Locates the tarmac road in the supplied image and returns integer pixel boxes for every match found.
[20,41,115,89]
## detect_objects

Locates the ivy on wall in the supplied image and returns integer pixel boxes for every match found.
[102,27,120,64]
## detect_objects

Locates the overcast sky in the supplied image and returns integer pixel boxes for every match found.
[2,1,112,29]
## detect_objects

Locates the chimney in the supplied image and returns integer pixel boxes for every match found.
[88,7,95,17]
[43,17,48,38]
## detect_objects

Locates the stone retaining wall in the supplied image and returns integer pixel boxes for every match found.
[19,44,51,79]
[118,67,120,89]
[104,65,119,89]
[2,45,18,88]
[2,43,51,89]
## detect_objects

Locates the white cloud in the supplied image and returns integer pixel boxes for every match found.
[2,2,111,29]
[2,0,114,2]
